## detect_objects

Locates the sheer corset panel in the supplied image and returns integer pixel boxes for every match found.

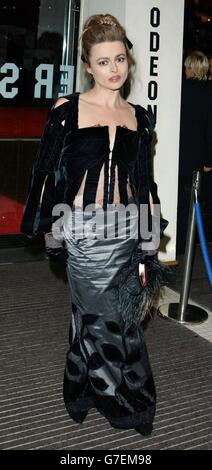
[74,155,133,208]
[71,93,138,209]
[72,127,135,209]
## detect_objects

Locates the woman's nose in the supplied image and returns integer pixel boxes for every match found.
[110,61,118,72]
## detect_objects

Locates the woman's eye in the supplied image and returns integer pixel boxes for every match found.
[98,60,108,66]
[98,57,125,66]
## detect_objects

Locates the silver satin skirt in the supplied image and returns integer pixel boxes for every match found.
[62,201,156,429]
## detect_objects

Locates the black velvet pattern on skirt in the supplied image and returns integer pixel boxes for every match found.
[62,202,156,429]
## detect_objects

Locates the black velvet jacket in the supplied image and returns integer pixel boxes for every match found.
[20,93,164,244]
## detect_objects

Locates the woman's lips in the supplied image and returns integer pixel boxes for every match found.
[109,76,121,82]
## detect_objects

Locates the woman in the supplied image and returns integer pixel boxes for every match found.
[21,14,166,436]
[184,50,209,80]
[177,50,212,254]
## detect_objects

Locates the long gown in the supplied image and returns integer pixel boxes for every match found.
[61,96,156,430]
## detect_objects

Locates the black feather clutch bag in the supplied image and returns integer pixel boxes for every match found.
[115,251,170,329]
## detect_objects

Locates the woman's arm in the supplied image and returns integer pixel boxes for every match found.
[133,106,168,273]
[20,98,71,236]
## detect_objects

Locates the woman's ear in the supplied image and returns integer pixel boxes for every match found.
[86,65,92,75]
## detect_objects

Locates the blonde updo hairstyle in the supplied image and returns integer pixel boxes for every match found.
[80,14,136,98]
[184,50,209,81]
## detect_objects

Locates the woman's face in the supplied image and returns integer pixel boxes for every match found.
[185,66,194,79]
[86,41,129,90]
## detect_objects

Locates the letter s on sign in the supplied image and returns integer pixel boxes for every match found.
[0,63,19,98]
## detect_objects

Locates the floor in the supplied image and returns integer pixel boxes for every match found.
[159,286,212,343]
[159,243,212,343]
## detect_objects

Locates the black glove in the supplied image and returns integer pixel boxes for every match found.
[44,232,68,263]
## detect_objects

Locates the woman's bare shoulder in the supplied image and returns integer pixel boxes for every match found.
[53,97,70,109]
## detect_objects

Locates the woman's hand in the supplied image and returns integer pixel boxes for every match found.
[138,263,147,288]
[204,166,212,172]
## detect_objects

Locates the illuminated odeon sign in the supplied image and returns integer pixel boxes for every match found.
[148,7,160,123]
[0,63,74,99]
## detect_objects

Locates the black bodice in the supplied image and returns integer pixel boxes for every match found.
[20,92,161,236]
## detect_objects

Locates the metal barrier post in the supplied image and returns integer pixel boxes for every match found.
[159,171,208,323]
